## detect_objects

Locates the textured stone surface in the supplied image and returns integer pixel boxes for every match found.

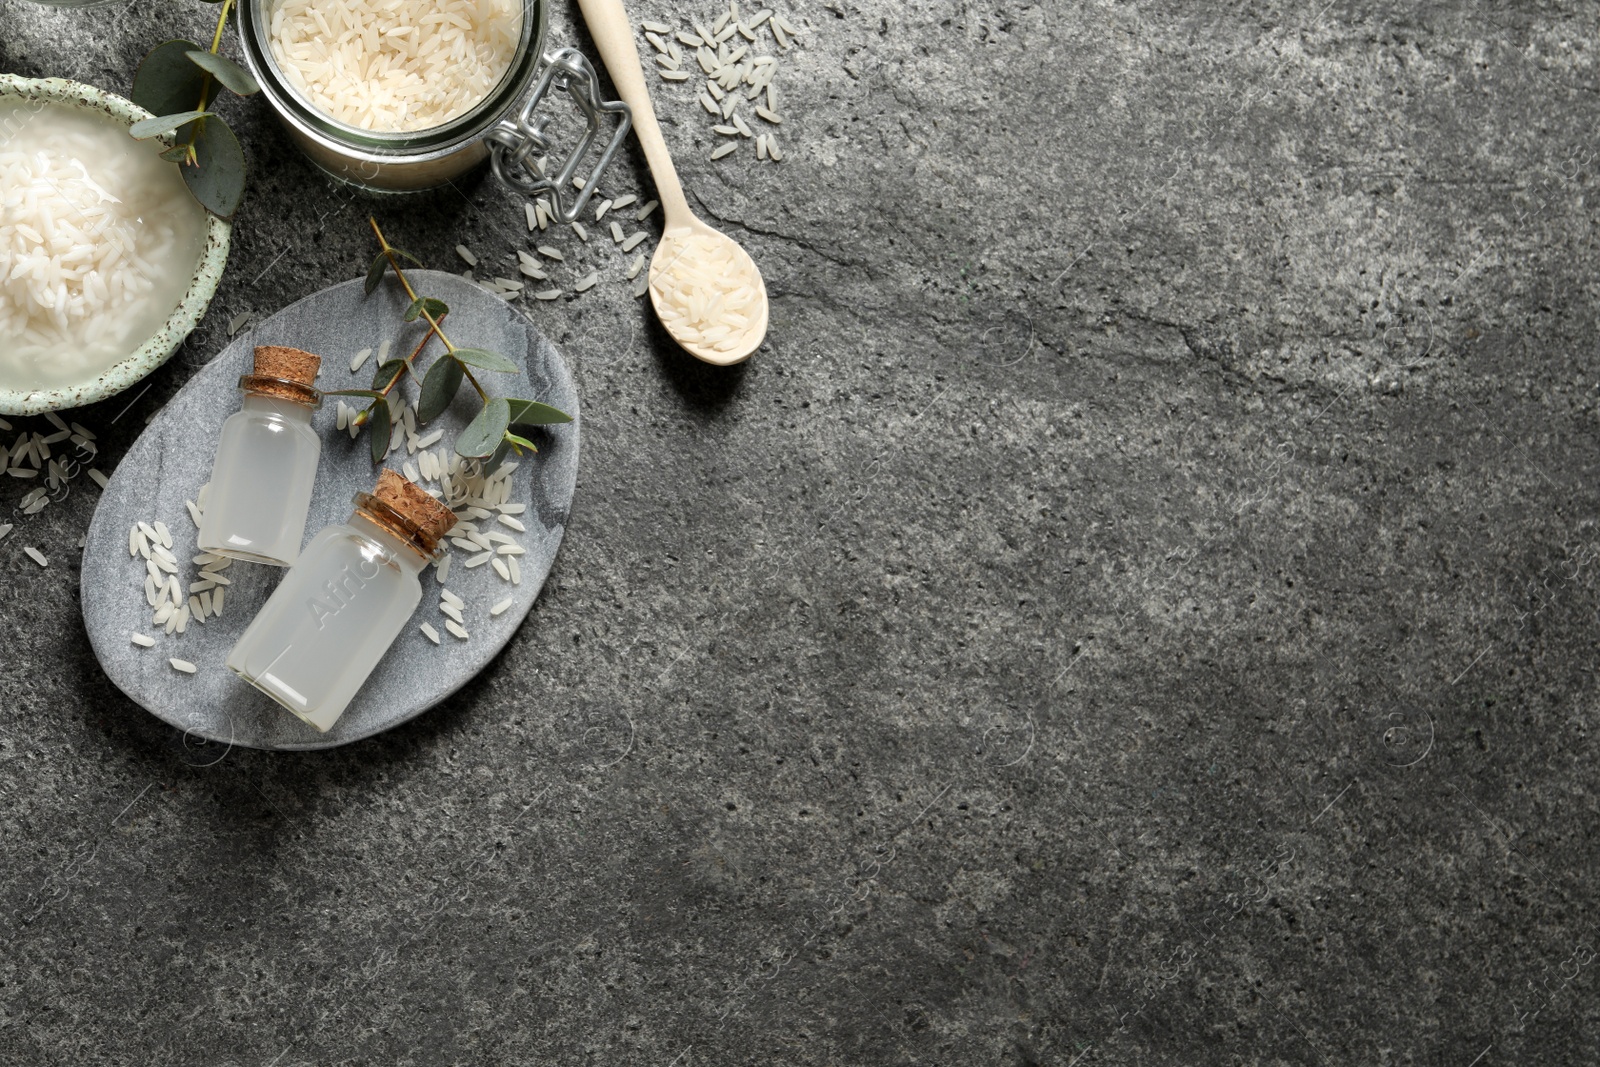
[2,1,1599,1065]
[81,273,578,751]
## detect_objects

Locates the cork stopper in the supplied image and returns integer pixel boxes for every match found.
[254,345,320,384]
[245,345,322,403]
[367,468,458,554]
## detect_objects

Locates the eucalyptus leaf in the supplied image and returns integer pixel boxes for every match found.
[181,117,245,217]
[158,144,191,163]
[129,110,212,140]
[322,389,387,400]
[388,246,425,269]
[417,356,464,423]
[505,432,539,455]
[456,397,510,458]
[450,347,518,374]
[131,39,210,118]
[186,50,260,96]
[364,251,389,295]
[369,403,392,463]
[404,297,449,323]
[505,398,573,425]
[370,358,407,392]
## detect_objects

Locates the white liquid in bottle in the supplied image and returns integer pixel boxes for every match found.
[198,346,324,566]
[198,394,320,565]
[227,472,455,733]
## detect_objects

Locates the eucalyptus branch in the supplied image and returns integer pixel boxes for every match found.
[174,0,236,168]
[336,218,574,466]
[126,0,258,216]
[369,217,488,402]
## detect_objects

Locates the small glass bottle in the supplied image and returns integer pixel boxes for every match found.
[226,468,458,733]
[197,345,323,566]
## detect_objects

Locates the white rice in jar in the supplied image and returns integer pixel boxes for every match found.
[0,100,208,393]
[268,0,523,133]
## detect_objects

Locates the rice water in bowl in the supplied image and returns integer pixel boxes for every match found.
[0,76,229,416]
[238,0,630,217]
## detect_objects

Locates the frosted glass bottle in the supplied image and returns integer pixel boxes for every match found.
[198,345,323,566]
[227,470,457,732]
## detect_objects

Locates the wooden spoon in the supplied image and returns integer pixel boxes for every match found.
[577,0,769,365]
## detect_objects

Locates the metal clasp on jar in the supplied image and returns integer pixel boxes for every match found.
[487,48,632,224]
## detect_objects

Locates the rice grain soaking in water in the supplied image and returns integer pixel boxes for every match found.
[197,346,323,566]
[0,100,207,391]
[227,469,458,732]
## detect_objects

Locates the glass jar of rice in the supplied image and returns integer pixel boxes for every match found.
[238,0,629,219]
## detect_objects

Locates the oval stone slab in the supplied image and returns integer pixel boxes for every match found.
[81,272,579,751]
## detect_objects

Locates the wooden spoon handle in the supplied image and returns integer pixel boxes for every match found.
[576,0,692,226]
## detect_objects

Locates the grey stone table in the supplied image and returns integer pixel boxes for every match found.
[2,2,1597,1063]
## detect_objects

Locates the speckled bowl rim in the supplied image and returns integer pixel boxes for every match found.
[0,74,231,416]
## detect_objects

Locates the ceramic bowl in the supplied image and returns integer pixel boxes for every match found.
[0,74,231,416]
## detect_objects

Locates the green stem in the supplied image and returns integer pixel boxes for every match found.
[209,0,232,53]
